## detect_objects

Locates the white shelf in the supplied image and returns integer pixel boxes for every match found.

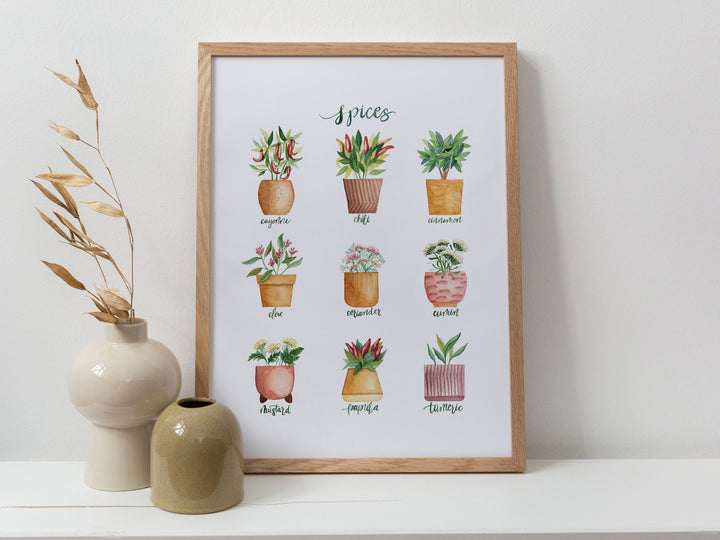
[1,459,719,538]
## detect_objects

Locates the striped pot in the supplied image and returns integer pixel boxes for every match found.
[424,364,465,402]
[343,177,383,214]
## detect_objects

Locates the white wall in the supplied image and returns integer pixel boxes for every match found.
[1,0,718,461]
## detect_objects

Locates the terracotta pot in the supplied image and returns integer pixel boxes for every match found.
[255,365,295,403]
[344,272,379,307]
[426,179,463,215]
[151,397,244,514]
[424,271,467,307]
[424,364,465,402]
[68,319,181,491]
[256,274,296,307]
[343,177,383,214]
[341,368,383,402]
[257,179,295,215]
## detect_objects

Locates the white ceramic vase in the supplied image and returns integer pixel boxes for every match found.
[68,319,181,491]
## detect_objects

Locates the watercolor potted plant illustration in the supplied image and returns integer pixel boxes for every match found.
[425,332,468,401]
[249,338,303,403]
[423,239,468,307]
[341,243,385,307]
[243,234,302,307]
[250,126,302,215]
[336,130,393,214]
[418,130,470,215]
[341,338,386,402]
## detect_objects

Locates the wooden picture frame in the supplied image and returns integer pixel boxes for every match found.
[196,43,524,473]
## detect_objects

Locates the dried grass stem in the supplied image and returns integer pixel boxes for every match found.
[33,61,135,324]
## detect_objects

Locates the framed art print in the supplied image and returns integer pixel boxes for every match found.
[196,43,524,472]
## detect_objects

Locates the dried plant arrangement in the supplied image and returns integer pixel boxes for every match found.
[31,61,134,324]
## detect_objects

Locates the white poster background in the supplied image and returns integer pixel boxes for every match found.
[210,56,510,458]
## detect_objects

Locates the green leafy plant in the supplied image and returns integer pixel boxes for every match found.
[427,333,467,365]
[249,338,303,365]
[343,338,386,374]
[418,130,470,180]
[336,130,393,180]
[423,239,468,278]
[242,233,302,282]
[250,127,302,180]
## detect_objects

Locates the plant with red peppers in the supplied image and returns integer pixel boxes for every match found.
[336,130,392,180]
[250,126,303,180]
[343,338,386,374]
[418,130,470,180]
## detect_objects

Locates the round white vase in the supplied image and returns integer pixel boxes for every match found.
[68,319,181,491]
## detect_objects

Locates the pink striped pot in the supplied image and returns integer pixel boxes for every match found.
[424,364,465,402]
[424,271,468,307]
[343,177,383,214]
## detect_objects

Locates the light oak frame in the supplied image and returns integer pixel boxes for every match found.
[196,43,524,473]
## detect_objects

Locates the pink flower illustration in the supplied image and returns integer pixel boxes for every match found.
[340,243,385,273]
[243,235,303,280]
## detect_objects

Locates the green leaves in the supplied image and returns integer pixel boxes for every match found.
[427,344,436,364]
[248,351,265,362]
[424,238,467,275]
[345,359,363,374]
[280,346,303,366]
[244,235,302,282]
[248,340,303,365]
[418,129,471,179]
[445,332,461,351]
[258,269,273,283]
[427,332,468,365]
[336,130,392,180]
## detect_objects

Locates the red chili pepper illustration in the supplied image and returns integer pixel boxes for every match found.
[376,145,394,157]
[270,161,280,176]
[274,143,283,162]
[345,134,352,153]
[363,136,369,154]
[252,149,264,162]
[361,338,371,357]
[280,166,291,180]
[288,139,296,160]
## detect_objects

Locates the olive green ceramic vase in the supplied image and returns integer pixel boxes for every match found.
[150,397,244,514]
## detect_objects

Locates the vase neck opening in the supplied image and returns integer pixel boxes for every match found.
[104,319,148,343]
[178,397,216,409]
